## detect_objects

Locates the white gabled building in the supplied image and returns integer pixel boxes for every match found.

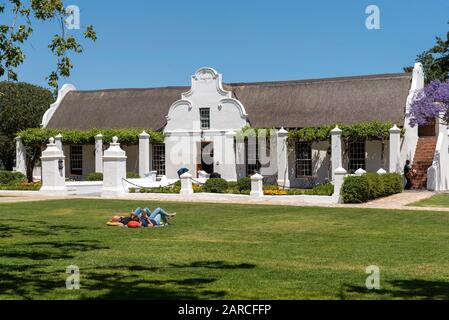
[19,64,448,190]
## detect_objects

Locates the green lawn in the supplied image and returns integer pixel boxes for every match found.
[1,199,449,300]
[410,194,449,208]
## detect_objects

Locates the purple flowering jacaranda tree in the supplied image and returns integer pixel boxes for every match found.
[409,80,449,127]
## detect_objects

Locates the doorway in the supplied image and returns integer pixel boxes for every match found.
[198,141,214,174]
[418,118,436,137]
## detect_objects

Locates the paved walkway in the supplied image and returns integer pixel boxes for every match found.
[0,189,445,211]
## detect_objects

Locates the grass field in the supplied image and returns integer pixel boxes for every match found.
[410,194,449,208]
[1,199,449,300]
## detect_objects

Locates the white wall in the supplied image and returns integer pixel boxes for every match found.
[123,145,139,174]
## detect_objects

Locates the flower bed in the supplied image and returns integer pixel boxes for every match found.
[0,181,41,191]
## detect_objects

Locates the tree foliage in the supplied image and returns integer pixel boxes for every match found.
[0,81,53,172]
[0,0,97,89]
[405,21,449,83]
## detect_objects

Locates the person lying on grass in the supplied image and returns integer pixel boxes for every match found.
[108,207,176,228]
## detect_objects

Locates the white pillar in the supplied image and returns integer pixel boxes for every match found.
[40,137,67,195]
[223,130,237,181]
[180,172,193,195]
[54,134,63,151]
[389,124,401,173]
[377,168,387,175]
[333,167,347,203]
[277,128,290,188]
[250,173,264,198]
[139,131,150,178]
[102,137,127,197]
[355,168,367,176]
[235,134,246,179]
[331,126,342,181]
[95,134,103,173]
[15,137,27,175]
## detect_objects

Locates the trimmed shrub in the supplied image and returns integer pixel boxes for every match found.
[127,172,140,179]
[365,173,385,199]
[86,172,103,181]
[341,175,370,204]
[237,177,252,192]
[0,171,27,185]
[382,173,403,195]
[342,173,403,204]
[204,178,229,193]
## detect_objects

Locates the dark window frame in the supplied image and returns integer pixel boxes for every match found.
[152,143,166,176]
[200,108,210,130]
[70,145,83,176]
[348,141,366,173]
[295,142,313,178]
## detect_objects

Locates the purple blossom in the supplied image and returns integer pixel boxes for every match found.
[408,80,449,127]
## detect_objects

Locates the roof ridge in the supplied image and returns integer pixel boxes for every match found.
[71,86,189,93]
[228,73,412,88]
[68,73,411,93]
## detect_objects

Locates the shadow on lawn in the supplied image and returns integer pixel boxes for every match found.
[84,269,226,300]
[169,261,256,270]
[0,221,88,238]
[1,240,109,261]
[343,279,449,300]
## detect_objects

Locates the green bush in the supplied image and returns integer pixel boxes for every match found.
[287,183,334,196]
[237,177,252,191]
[0,171,27,185]
[204,178,229,193]
[126,172,140,179]
[365,173,384,199]
[86,172,103,181]
[342,173,403,204]
[382,173,403,195]
[307,183,334,196]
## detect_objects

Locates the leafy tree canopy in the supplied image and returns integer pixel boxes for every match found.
[0,0,97,89]
[405,21,449,83]
[0,81,53,170]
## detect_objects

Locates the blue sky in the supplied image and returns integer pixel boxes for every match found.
[4,0,449,90]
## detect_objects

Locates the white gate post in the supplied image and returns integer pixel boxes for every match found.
[333,167,347,203]
[180,172,193,195]
[40,137,67,195]
[277,128,290,188]
[15,136,27,175]
[389,124,401,173]
[102,137,127,197]
[250,173,264,198]
[139,131,150,178]
[95,133,103,173]
[331,126,342,181]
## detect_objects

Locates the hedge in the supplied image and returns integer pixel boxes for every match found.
[203,178,229,193]
[236,177,252,192]
[87,172,140,181]
[341,173,403,204]
[0,171,27,185]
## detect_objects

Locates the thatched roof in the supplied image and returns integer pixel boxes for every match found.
[46,73,412,130]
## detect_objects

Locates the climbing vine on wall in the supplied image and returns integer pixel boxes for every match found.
[287,121,405,144]
[17,128,165,151]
